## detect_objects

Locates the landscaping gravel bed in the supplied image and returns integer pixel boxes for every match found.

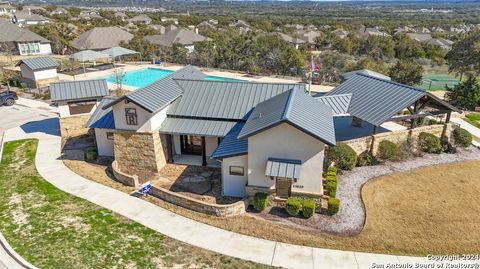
[317,146,480,236]
[254,146,480,236]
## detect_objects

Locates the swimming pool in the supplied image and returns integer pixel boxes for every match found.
[104,68,243,87]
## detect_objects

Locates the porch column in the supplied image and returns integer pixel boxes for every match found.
[166,134,173,163]
[445,111,452,123]
[201,136,207,166]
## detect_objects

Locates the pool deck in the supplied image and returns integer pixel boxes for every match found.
[58,63,334,93]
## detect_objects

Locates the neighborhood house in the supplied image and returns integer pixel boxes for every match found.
[16,56,59,88]
[0,22,52,55]
[85,66,459,200]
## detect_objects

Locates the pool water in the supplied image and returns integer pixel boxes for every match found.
[104,68,243,87]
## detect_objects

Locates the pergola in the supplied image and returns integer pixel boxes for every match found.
[100,46,140,66]
[325,73,461,135]
[69,50,110,76]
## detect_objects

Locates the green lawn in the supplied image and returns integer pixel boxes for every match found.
[465,112,480,129]
[0,139,270,269]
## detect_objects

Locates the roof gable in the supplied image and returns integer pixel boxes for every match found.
[86,97,116,129]
[50,79,109,102]
[104,66,205,113]
[168,80,304,120]
[238,89,336,146]
[0,22,50,43]
[16,56,58,71]
[315,94,352,115]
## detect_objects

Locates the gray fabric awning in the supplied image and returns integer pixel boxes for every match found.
[159,117,236,137]
[265,158,302,179]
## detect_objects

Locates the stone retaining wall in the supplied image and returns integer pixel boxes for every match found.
[343,124,454,155]
[59,114,92,138]
[149,186,247,217]
[112,160,139,187]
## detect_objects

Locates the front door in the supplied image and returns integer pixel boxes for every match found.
[180,135,203,155]
[276,178,292,198]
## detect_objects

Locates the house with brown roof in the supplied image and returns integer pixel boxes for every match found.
[69,26,133,51]
[0,22,52,55]
[145,28,206,53]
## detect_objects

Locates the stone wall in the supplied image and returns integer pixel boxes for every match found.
[112,160,139,187]
[149,186,247,217]
[113,130,167,180]
[59,114,92,138]
[343,124,454,155]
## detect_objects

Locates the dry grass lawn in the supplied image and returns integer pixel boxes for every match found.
[66,159,480,256]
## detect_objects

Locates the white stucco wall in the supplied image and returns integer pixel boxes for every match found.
[221,154,248,197]
[205,136,218,157]
[247,123,325,195]
[39,43,52,54]
[112,101,169,132]
[33,68,57,80]
[95,128,114,156]
[173,135,181,155]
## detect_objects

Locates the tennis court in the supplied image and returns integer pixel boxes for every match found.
[418,73,462,91]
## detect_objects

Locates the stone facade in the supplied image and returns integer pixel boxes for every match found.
[149,186,247,217]
[112,160,139,187]
[343,124,454,155]
[113,130,167,180]
[59,114,91,138]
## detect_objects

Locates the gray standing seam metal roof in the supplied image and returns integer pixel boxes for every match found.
[326,73,460,126]
[265,158,302,179]
[211,122,248,159]
[160,118,236,137]
[103,66,205,113]
[50,79,109,102]
[15,56,58,71]
[315,94,352,115]
[238,88,336,146]
[169,80,305,120]
[86,97,116,129]
[340,69,391,81]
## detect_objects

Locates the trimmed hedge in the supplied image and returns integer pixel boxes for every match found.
[328,143,357,171]
[357,150,377,166]
[377,140,399,161]
[327,166,337,174]
[326,174,337,183]
[285,197,302,216]
[253,192,268,212]
[302,199,316,218]
[326,181,337,197]
[327,198,340,215]
[418,132,442,154]
[453,128,472,147]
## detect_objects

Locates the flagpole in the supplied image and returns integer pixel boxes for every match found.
[308,71,312,96]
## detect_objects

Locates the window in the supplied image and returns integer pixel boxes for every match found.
[229,166,244,176]
[106,132,114,140]
[125,108,137,125]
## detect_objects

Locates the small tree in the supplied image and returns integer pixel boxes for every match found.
[389,59,424,86]
[445,76,480,111]
[113,68,126,97]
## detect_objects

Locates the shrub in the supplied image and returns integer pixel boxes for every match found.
[253,192,268,212]
[326,174,337,183]
[418,132,442,153]
[85,147,97,161]
[327,166,337,174]
[326,181,337,197]
[441,137,457,154]
[285,197,302,216]
[453,128,472,147]
[302,199,316,218]
[377,140,399,161]
[356,150,377,166]
[328,143,357,171]
[327,198,340,215]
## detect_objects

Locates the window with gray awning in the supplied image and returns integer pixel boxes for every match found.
[265,158,302,179]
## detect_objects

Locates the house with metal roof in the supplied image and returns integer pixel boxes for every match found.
[94,66,338,198]
[0,22,52,55]
[50,79,110,117]
[16,56,59,88]
[88,67,460,200]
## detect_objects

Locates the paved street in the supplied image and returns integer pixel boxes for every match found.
[0,99,57,134]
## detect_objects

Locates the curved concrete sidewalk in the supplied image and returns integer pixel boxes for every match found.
[2,120,476,269]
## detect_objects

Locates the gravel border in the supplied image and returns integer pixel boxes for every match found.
[317,146,480,236]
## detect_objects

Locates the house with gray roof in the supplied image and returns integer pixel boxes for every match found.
[50,79,109,117]
[69,26,133,51]
[88,66,460,200]
[145,28,206,53]
[128,14,151,25]
[0,22,52,55]
[13,11,49,27]
[16,56,59,88]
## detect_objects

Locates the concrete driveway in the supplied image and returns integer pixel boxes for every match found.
[0,98,57,134]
